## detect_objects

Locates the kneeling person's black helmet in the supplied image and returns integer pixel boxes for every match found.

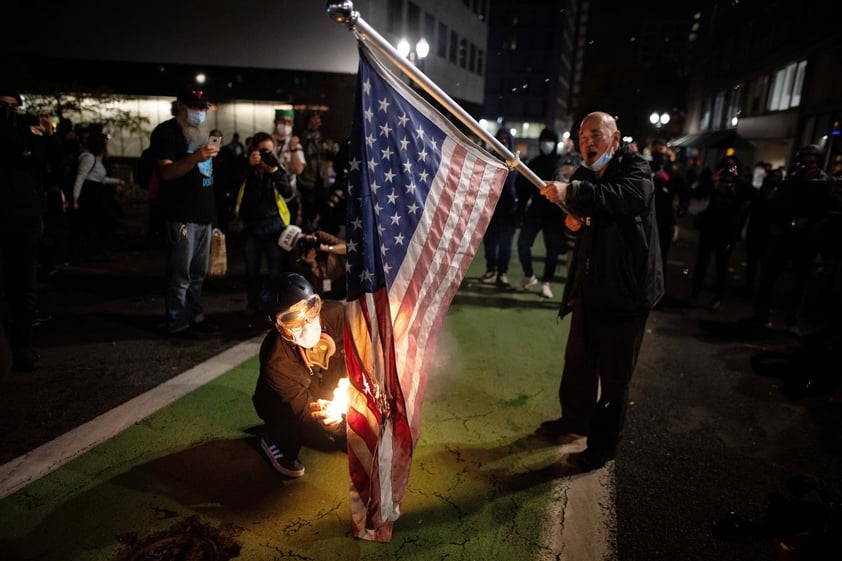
[258,273,315,317]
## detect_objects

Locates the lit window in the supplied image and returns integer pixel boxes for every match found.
[767,59,807,111]
[791,60,807,107]
[768,68,785,111]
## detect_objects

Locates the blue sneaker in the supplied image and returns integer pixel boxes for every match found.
[260,437,305,478]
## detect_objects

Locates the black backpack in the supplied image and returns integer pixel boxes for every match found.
[136,147,157,190]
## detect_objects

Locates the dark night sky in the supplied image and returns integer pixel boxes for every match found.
[9,0,361,74]
[584,0,701,68]
[9,1,699,75]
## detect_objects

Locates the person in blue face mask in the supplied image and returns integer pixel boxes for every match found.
[149,85,221,339]
[514,127,568,299]
[537,111,664,472]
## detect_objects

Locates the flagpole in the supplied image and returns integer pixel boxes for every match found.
[326,1,573,214]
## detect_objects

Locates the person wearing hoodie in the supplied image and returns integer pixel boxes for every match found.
[480,128,520,288]
[515,127,568,299]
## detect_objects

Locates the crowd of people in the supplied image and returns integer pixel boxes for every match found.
[482,117,841,472]
[3,80,841,479]
[480,122,841,338]
[1,84,352,347]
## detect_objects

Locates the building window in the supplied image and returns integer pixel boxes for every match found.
[768,68,785,111]
[469,43,476,73]
[387,0,402,34]
[767,59,807,111]
[748,74,768,115]
[449,30,458,63]
[459,37,467,68]
[477,49,484,76]
[726,85,743,128]
[713,91,725,129]
[437,22,448,58]
[700,98,712,131]
[779,64,795,109]
[408,2,421,37]
[425,12,435,42]
[790,60,807,107]
[506,31,518,50]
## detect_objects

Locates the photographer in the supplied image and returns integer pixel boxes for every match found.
[750,145,837,332]
[233,132,292,310]
[689,155,752,309]
[278,225,347,300]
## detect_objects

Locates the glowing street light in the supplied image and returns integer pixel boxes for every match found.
[649,111,670,128]
[415,37,430,60]
[396,37,430,69]
[396,39,411,58]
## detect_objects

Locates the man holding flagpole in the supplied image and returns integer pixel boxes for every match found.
[539,111,664,471]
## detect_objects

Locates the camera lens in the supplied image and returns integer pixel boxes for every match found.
[259,148,280,168]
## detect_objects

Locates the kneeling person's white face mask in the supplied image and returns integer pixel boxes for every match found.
[276,294,323,348]
[290,320,322,349]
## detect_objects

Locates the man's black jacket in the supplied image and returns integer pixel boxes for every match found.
[560,145,664,318]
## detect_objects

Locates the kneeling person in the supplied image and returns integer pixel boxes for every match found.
[252,273,347,478]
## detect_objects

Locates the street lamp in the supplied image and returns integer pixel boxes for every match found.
[397,37,429,70]
[649,111,670,128]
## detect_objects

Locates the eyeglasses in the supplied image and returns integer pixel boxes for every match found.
[278,294,322,330]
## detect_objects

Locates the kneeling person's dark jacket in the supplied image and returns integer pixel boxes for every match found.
[252,299,346,457]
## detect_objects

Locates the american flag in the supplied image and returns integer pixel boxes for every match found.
[344,44,509,542]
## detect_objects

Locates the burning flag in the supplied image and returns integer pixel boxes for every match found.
[343,43,509,541]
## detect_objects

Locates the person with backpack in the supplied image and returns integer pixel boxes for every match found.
[71,131,125,260]
[136,146,164,246]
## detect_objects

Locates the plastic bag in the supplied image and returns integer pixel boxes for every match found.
[207,228,227,277]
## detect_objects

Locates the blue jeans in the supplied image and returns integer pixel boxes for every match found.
[483,213,517,275]
[164,222,211,333]
[517,216,567,282]
[243,229,286,307]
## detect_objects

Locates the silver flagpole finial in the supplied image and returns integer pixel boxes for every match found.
[326,1,358,26]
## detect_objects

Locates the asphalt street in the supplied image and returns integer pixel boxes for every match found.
[1,186,841,560]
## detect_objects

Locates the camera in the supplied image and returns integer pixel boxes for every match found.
[296,234,320,252]
[325,187,345,209]
[259,148,280,168]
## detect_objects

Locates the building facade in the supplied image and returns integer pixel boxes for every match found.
[482,0,587,152]
[6,0,490,158]
[675,0,842,171]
